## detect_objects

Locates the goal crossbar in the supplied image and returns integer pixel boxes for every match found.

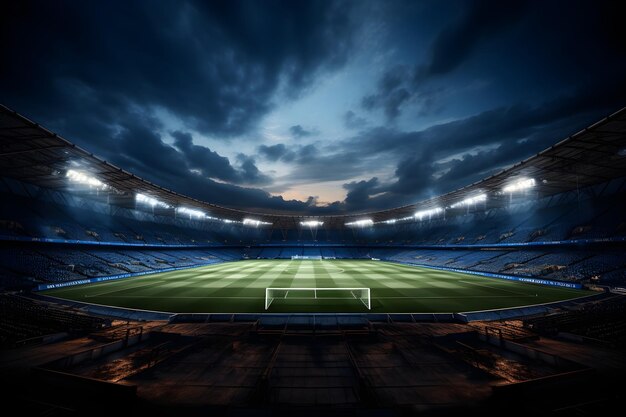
[265,287,371,310]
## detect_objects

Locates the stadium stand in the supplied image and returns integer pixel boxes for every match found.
[524,295,626,347]
[2,241,625,289]
[0,293,109,347]
[0,245,230,289]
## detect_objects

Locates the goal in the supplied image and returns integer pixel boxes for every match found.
[265,287,371,310]
[291,255,322,260]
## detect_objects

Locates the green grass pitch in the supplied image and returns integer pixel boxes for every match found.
[43,259,590,314]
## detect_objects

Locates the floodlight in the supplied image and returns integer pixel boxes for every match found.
[243,218,271,227]
[345,219,373,227]
[177,207,205,219]
[300,220,324,227]
[66,169,108,189]
[414,207,443,220]
[503,178,535,193]
[136,193,170,208]
[450,193,486,209]
[381,215,414,224]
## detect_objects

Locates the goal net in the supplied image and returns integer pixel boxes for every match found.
[265,287,371,310]
[291,255,322,260]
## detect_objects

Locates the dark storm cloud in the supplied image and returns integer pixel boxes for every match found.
[285,144,383,183]
[0,0,355,212]
[361,66,414,119]
[425,0,527,76]
[343,177,381,209]
[260,142,374,184]
[353,78,626,161]
[361,0,527,119]
[363,0,625,122]
[112,77,625,213]
[338,79,626,210]
[104,114,315,212]
[386,155,436,195]
[297,144,318,160]
[0,0,354,137]
[257,144,296,162]
[114,116,189,183]
[95,113,268,191]
[236,154,272,185]
[289,152,366,182]
[172,131,239,182]
[289,125,318,139]
[171,131,269,185]
[343,110,367,130]
[436,145,519,190]
[1,0,625,214]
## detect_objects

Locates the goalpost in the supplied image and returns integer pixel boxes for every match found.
[265,287,371,310]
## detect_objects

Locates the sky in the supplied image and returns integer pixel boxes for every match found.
[1,0,625,214]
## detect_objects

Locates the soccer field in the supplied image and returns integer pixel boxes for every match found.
[43,259,589,313]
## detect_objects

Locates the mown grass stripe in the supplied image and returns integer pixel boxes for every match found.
[44,259,590,314]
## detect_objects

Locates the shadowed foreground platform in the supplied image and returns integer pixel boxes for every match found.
[2,313,624,416]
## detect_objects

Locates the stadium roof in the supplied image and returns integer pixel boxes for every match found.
[1,103,626,229]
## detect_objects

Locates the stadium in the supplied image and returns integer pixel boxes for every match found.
[2,104,626,414]
[5,103,623,319]
[2,1,626,415]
